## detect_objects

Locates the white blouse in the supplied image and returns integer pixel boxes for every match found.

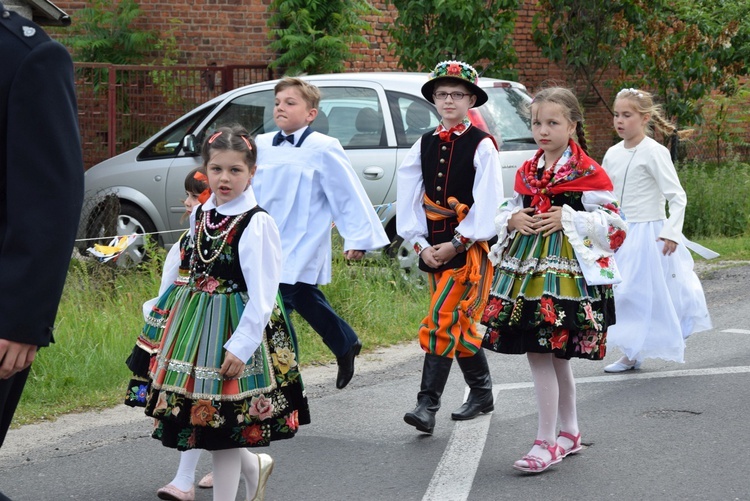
[489,151,627,285]
[602,136,686,243]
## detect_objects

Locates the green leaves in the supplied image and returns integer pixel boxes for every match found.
[59,0,158,64]
[387,0,519,79]
[267,0,379,75]
[535,0,750,127]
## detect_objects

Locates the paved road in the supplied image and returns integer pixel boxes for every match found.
[1,264,749,501]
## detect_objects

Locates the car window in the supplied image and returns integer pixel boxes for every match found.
[138,104,217,160]
[319,87,385,148]
[386,91,440,147]
[476,86,535,151]
[205,89,276,139]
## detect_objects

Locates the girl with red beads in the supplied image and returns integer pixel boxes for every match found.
[480,87,627,474]
[143,125,309,501]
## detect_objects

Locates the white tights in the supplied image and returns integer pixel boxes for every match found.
[169,449,202,491]
[210,449,260,501]
[526,352,579,457]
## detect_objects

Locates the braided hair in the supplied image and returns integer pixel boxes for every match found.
[615,88,692,140]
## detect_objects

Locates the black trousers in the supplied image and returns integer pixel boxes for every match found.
[280,282,359,357]
[0,366,30,448]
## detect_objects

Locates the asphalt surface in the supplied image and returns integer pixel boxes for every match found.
[1,263,749,501]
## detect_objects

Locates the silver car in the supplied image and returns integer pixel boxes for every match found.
[82,72,536,267]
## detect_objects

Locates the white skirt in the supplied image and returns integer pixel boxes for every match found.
[607,220,712,362]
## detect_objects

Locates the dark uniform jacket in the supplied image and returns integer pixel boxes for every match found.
[0,2,83,348]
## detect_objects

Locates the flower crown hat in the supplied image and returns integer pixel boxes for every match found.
[421,60,488,108]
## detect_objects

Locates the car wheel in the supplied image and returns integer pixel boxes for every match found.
[386,235,427,286]
[114,203,158,267]
[85,200,157,268]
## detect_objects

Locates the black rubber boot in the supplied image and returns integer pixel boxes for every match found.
[403,354,453,434]
[451,350,494,420]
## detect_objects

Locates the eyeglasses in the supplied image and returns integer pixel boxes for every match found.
[433,91,472,101]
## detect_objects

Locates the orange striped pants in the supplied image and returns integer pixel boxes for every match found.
[419,268,484,359]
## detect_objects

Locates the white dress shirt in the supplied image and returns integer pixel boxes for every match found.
[254,127,389,285]
[396,132,504,250]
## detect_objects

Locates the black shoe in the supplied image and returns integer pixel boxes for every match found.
[404,398,436,434]
[450,391,494,420]
[451,350,494,420]
[336,340,362,389]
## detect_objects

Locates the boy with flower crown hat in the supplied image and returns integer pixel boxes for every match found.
[397,60,504,434]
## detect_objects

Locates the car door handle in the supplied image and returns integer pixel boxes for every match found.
[363,166,384,180]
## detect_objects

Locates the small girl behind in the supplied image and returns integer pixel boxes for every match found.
[601,89,712,372]
[481,87,627,473]
[143,125,309,501]
[125,167,213,500]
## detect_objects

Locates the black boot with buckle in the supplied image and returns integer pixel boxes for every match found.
[404,353,453,434]
[451,349,494,420]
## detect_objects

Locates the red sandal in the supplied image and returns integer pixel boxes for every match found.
[513,439,562,473]
[557,431,582,457]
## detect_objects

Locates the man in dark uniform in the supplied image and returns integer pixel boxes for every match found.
[0,1,83,492]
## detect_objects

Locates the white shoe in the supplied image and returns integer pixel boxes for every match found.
[604,358,642,373]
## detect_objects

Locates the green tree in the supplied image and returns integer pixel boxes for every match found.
[532,0,639,108]
[533,0,750,128]
[267,0,379,75]
[387,0,518,79]
[618,0,750,127]
[59,0,157,64]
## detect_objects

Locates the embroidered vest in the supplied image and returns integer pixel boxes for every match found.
[418,126,492,272]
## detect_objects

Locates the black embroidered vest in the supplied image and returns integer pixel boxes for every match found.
[418,125,493,272]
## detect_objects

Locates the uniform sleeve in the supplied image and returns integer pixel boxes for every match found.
[0,40,83,346]
[223,213,282,363]
[316,140,389,252]
[648,145,686,243]
[455,137,504,242]
[396,140,430,251]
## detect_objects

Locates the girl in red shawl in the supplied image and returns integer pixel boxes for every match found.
[480,88,627,474]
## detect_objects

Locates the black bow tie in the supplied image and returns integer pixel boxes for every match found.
[272,132,294,146]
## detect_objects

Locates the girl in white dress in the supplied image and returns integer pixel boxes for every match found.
[601,89,713,372]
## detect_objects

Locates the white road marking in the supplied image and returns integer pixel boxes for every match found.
[423,365,750,501]
[721,328,750,334]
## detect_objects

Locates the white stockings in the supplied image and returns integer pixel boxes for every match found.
[210,448,260,501]
[526,353,579,459]
[170,448,202,491]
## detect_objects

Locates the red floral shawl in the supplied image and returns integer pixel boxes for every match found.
[514,140,613,213]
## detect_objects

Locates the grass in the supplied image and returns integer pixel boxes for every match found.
[13,243,428,426]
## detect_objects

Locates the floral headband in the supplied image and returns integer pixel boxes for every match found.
[428,60,480,85]
[617,88,644,98]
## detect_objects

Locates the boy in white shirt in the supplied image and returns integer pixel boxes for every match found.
[254,77,389,389]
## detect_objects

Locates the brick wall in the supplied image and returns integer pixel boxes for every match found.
[52,0,620,158]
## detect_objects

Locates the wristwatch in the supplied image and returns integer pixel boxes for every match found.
[451,236,465,253]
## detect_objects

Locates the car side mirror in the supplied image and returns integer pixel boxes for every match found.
[182,134,199,156]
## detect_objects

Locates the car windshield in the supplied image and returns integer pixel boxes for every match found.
[471,85,535,151]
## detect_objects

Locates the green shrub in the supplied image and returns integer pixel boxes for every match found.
[679,160,750,238]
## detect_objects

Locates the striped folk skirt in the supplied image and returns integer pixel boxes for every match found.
[480,230,615,360]
[143,288,310,451]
